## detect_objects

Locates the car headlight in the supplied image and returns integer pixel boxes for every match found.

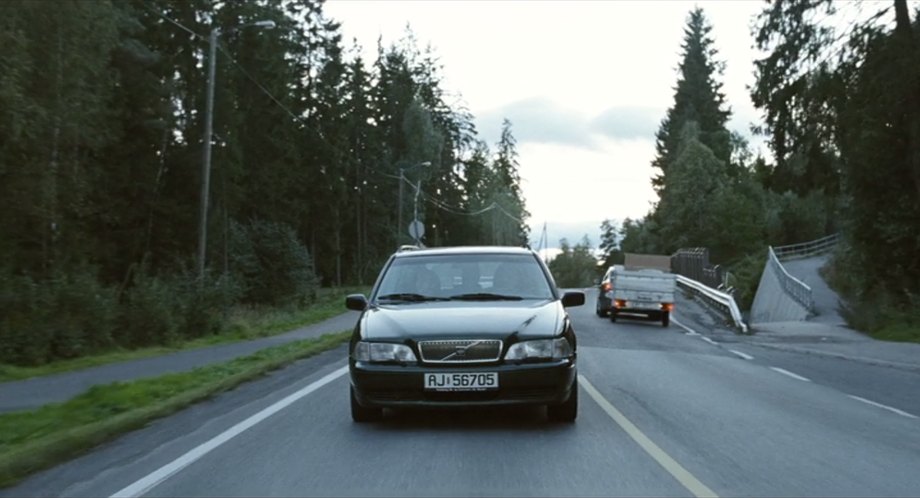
[352,341,417,364]
[504,338,573,361]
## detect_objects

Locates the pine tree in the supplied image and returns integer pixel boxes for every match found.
[652,7,731,191]
[488,119,530,246]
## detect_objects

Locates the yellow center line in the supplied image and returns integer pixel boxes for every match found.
[578,374,719,498]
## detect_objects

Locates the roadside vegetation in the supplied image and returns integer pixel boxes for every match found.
[0,285,367,383]
[822,254,920,343]
[0,1,531,368]
[0,330,351,487]
[592,3,920,344]
[547,237,601,288]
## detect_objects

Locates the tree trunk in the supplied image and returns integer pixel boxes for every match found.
[894,0,920,197]
[334,206,342,287]
[44,21,65,276]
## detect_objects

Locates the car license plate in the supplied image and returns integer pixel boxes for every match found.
[424,372,498,391]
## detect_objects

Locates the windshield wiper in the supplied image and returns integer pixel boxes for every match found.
[448,292,524,301]
[376,293,448,303]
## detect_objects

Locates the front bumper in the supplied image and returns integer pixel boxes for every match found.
[350,359,576,408]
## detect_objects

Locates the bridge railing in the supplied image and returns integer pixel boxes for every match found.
[676,275,749,334]
[773,233,840,261]
[766,246,814,313]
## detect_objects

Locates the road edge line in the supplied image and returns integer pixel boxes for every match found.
[578,375,718,498]
[111,365,349,498]
[671,317,699,336]
[847,394,918,419]
[768,367,811,382]
[728,350,754,361]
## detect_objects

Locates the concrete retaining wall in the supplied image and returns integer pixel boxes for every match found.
[751,257,811,325]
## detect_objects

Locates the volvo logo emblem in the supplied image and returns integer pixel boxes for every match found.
[442,340,483,361]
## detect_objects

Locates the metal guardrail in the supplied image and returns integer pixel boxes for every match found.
[670,247,725,289]
[676,274,749,334]
[773,233,840,261]
[767,246,814,313]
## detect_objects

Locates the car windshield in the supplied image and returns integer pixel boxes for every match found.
[374,253,554,302]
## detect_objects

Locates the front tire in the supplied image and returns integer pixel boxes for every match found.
[609,310,618,323]
[661,311,670,327]
[595,302,605,317]
[547,383,578,422]
[351,386,382,422]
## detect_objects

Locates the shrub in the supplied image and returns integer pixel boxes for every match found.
[727,251,767,312]
[118,271,180,348]
[0,270,117,365]
[175,271,242,339]
[0,274,50,365]
[45,270,118,359]
[229,219,320,306]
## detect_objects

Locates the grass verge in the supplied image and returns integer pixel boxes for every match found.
[0,331,351,487]
[821,255,920,343]
[0,330,351,488]
[0,286,368,382]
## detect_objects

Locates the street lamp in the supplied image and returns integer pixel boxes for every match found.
[197,19,276,280]
[397,161,430,248]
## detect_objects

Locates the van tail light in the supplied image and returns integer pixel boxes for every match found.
[661,303,674,312]
[614,299,627,309]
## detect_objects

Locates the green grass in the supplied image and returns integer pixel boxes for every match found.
[870,322,920,343]
[0,330,351,488]
[0,286,369,383]
[820,257,920,343]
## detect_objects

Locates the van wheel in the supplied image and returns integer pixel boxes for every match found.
[609,310,618,323]
[662,311,670,327]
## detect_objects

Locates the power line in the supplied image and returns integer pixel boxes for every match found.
[144,4,314,131]
[144,4,204,40]
[216,43,311,127]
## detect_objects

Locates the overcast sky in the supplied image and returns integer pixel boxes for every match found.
[323,0,770,249]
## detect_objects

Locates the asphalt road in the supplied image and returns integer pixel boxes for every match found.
[6,289,920,497]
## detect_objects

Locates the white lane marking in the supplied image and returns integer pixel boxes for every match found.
[769,367,811,382]
[671,318,699,336]
[728,350,754,361]
[700,336,717,346]
[579,375,718,498]
[848,395,919,419]
[111,365,349,498]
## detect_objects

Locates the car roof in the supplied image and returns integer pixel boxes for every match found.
[392,245,536,258]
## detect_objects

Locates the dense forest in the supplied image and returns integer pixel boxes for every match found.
[600,2,920,337]
[0,0,530,365]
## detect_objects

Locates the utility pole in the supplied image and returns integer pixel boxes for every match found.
[397,168,404,249]
[394,161,429,249]
[196,20,275,281]
[197,27,219,280]
[413,176,422,245]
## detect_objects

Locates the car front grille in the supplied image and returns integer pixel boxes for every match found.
[418,339,502,363]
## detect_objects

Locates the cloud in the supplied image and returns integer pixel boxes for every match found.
[476,100,665,149]
[590,106,663,141]
[475,98,598,149]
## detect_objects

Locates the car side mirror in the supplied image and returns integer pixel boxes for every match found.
[345,294,368,311]
[561,291,585,308]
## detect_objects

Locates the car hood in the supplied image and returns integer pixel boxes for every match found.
[360,299,563,342]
